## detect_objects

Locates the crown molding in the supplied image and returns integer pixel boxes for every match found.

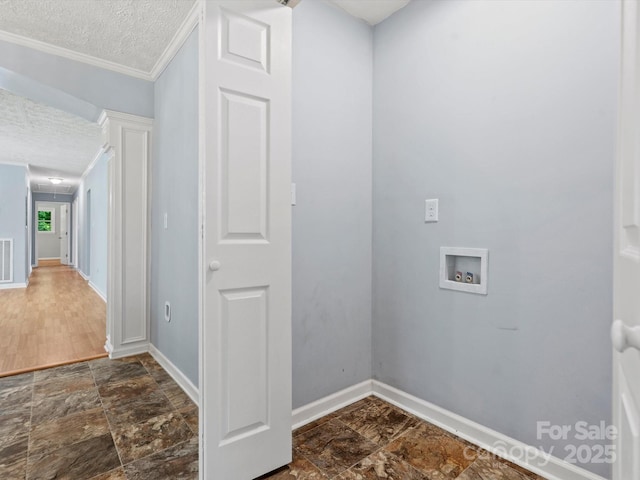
[80,147,106,182]
[0,30,153,81]
[150,1,201,80]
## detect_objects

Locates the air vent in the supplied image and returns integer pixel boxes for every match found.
[0,239,13,283]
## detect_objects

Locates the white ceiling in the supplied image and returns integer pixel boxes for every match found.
[329,0,410,25]
[0,0,197,74]
[0,89,102,194]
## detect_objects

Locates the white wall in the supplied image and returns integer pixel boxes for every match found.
[372,1,618,476]
[76,152,108,298]
[292,0,373,408]
[0,164,28,285]
[150,28,199,386]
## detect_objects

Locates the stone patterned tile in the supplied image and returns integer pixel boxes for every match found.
[0,436,28,480]
[384,423,477,479]
[456,457,536,480]
[29,407,110,456]
[89,467,127,480]
[34,362,90,382]
[31,386,101,424]
[179,405,199,435]
[103,389,174,427]
[162,382,196,410]
[257,453,328,479]
[0,412,30,449]
[0,372,34,392]
[338,450,429,479]
[33,372,95,400]
[294,413,339,437]
[339,396,419,445]
[0,385,33,416]
[90,357,149,385]
[112,412,193,464]
[124,437,198,480]
[294,419,378,478]
[98,374,158,404]
[26,433,120,480]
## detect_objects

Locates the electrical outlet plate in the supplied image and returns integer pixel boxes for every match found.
[425,199,438,222]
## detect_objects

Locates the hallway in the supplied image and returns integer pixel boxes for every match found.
[0,264,107,376]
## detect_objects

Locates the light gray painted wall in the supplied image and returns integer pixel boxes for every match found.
[36,202,61,259]
[0,164,28,285]
[151,28,199,387]
[292,0,373,408]
[76,154,108,297]
[0,40,153,118]
[372,1,617,476]
[31,193,73,265]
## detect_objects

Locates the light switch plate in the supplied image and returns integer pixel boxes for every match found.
[425,199,439,222]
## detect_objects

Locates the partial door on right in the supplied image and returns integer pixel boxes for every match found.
[612,2,640,478]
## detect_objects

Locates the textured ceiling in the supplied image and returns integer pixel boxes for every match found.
[0,89,102,193]
[0,0,196,72]
[329,0,410,25]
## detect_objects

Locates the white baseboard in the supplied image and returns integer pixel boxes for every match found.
[291,380,372,430]
[38,257,60,260]
[149,344,199,407]
[77,269,89,281]
[371,381,607,480]
[0,282,27,290]
[108,342,149,360]
[88,281,107,303]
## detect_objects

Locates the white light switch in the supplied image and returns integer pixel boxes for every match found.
[425,199,439,222]
[164,213,168,229]
[291,183,297,206]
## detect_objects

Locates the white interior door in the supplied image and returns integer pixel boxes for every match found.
[612,2,640,478]
[201,1,292,479]
[59,204,70,265]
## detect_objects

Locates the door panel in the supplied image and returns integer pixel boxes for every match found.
[613,2,640,479]
[202,1,292,479]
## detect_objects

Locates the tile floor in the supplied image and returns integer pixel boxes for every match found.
[0,353,198,479]
[1,355,543,480]
[265,396,546,480]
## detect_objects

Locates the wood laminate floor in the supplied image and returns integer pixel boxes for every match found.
[0,265,107,376]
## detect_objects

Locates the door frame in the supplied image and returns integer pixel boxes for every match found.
[34,200,70,267]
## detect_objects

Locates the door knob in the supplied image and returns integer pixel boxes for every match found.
[209,260,221,272]
[611,319,640,353]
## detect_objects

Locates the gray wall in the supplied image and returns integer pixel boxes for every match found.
[36,202,61,259]
[151,28,199,387]
[292,0,373,408]
[0,164,28,285]
[372,1,617,476]
[31,193,73,265]
[76,154,108,298]
[0,40,153,118]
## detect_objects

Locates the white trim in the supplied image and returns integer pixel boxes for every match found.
[37,257,60,260]
[150,1,200,79]
[291,380,372,430]
[81,148,106,181]
[88,281,107,303]
[149,344,200,407]
[371,381,607,480]
[0,282,27,290]
[0,30,152,80]
[107,342,149,359]
[77,268,89,281]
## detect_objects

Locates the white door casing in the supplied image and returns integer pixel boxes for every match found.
[612,2,640,478]
[59,203,69,265]
[201,1,292,478]
[99,110,152,358]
